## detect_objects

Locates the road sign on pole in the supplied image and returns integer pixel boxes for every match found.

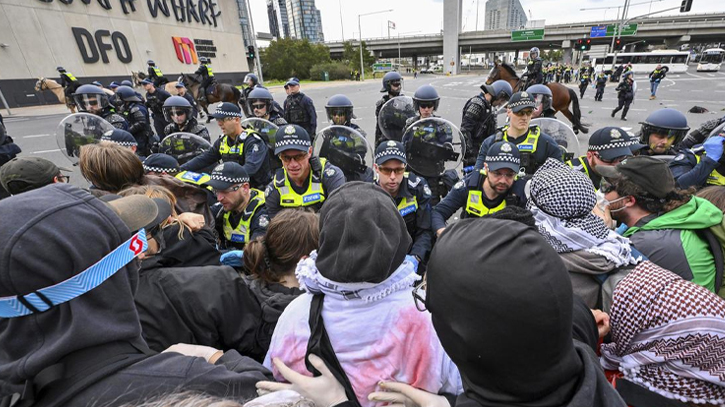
[590,26,607,38]
[511,29,545,42]
[606,23,638,37]
[373,62,393,72]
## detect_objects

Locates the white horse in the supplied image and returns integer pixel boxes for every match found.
[131,71,179,95]
[34,77,76,113]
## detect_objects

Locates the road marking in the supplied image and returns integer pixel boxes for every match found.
[32,148,62,154]
[630,109,647,111]
[23,134,52,139]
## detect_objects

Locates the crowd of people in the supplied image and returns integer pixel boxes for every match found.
[1,62,725,407]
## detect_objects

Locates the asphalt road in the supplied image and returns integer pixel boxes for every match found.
[5,66,725,189]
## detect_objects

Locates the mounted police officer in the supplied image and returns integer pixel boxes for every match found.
[522,47,544,89]
[373,140,433,269]
[374,71,404,146]
[240,73,260,117]
[474,91,562,176]
[594,72,607,102]
[566,127,633,190]
[264,124,345,218]
[283,77,317,138]
[147,60,168,88]
[404,85,440,133]
[433,141,527,236]
[325,94,364,134]
[526,84,555,119]
[638,108,689,156]
[72,84,129,131]
[248,87,287,126]
[206,162,269,251]
[195,57,215,104]
[56,66,80,101]
[115,85,154,156]
[175,82,199,118]
[142,79,172,140]
[460,80,513,167]
[181,103,271,189]
[162,96,210,141]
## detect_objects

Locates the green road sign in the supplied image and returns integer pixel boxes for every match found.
[511,29,545,42]
[373,62,393,72]
[606,23,638,37]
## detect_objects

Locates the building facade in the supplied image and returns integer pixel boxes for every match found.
[285,0,324,43]
[267,0,290,39]
[0,0,251,107]
[484,0,527,31]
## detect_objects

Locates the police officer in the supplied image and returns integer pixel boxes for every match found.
[404,85,440,133]
[611,73,634,121]
[248,87,287,126]
[116,85,154,156]
[101,128,140,156]
[579,67,592,99]
[526,84,555,119]
[680,115,725,149]
[433,141,527,236]
[181,103,271,189]
[523,47,543,89]
[175,82,199,119]
[206,162,268,250]
[265,124,345,218]
[594,72,607,102]
[195,57,215,104]
[325,94,364,134]
[373,140,433,268]
[474,91,562,175]
[147,60,168,88]
[566,127,633,189]
[142,79,172,140]
[670,130,725,189]
[56,66,80,101]
[374,71,404,146]
[72,84,129,130]
[283,77,317,138]
[143,153,213,195]
[637,108,689,156]
[460,80,514,167]
[162,96,210,141]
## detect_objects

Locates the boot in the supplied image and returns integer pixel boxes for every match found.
[611,109,617,118]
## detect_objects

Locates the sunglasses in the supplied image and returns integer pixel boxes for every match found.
[419,102,435,109]
[513,109,534,117]
[390,81,401,87]
[594,152,626,165]
[377,166,406,176]
[252,104,266,110]
[412,278,427,312]
[279,153,308,163]
[169,111,186,117]
[213,185,243,195]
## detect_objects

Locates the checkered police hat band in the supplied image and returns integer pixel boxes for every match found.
[375,149,406,161]
[102,137,137,147]
[143,165,176,173]
[277,139,311,148]
[509,99,534,109]
[214,108,243,118]
[485,155,521,165]
[589,141,630,151]
[211,174,249,184]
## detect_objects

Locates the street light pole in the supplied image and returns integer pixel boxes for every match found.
[358,9,393,82]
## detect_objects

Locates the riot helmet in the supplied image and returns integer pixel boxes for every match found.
[162,96,193,125]
[381,71,404,94]
[526,84,553,113]
[56,66,66,73]
[246,87,273,115]
[147,60,155,66]
[412,85,440,113]
[244,73,259,87]
[639,108,690,149]
[199,57,209,64]
[530,47,540,59]
[120,80,133,87]
[72,84,111,113]
[325,94,354,125]
[481,80,514,106]
[115,86,142,103]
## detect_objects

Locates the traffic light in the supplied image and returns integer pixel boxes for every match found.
[576,39,592,51]
[680,0,693,12]
[247,45,255,59]
[613,39,623,51]
[585,39,592,51]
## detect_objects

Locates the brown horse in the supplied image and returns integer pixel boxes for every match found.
[34,77,77,113]
[131,71,179,95]
[487,62,589,134]
[179,73,242,122]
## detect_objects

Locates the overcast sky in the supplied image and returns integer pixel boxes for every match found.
[249,0,724,43]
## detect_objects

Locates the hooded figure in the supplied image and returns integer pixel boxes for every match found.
[427,217,626,407]
[264,182,462,407]
[0,184,270,406]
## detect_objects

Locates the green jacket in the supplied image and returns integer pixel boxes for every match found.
[624,196,724,292]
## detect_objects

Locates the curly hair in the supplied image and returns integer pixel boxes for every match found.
[613,175,694,214]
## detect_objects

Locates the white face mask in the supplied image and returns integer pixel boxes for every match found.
[601,195,630,213]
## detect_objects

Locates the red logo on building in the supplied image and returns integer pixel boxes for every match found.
[172,37,198,64]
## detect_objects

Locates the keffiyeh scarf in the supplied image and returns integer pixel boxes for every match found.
[528,159,635,267]
[601,262,725,405]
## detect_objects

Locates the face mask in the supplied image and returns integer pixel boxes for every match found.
[601,195,629,213]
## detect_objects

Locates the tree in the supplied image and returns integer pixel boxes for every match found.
[340,41,376,73]
[259,38,331,80]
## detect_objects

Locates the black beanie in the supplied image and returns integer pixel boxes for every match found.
[316,182,411,283]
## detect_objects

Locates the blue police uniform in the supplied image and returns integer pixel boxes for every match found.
[145,87,172,140]
[283,93,317,138]
[474,125,562,174]
[670,148,725,189]
[212,189,269,251]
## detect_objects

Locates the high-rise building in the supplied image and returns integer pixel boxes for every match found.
[267,0,281,38]
[484,0,527,30]
[235,0,256,48]
[267,0,291,39]
[285,0,324,43]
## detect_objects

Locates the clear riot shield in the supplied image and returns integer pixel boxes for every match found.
[314,125,373,181]
[530,118,583,162]
[708,121,725,139]
[241,117,279,150]
[401,118,465,178]
[158,132,212,165]
[55,113,116,164]
[378,96,417,142]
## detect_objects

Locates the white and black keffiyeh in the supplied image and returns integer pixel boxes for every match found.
[528,159,634,266]
[601,262,725,405]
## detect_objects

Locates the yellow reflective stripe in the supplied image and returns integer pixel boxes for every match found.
[153,67,163,77]
[218,135,244,156]
[465,190,507,217]
[397,196,418,217]
[65,73,77,81]
[276,158,327,207]
[696,154,725,186]
[206,67,214,77]
[502,126,540,154]
[222,192,265,244]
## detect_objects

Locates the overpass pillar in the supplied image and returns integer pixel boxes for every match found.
[563,48,573,64]
[413,55,418,70]
[443,0,462,75]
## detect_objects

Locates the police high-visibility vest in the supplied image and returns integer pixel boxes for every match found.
[218,134,247,162]
[205,65,214,77]
[501,125,541,154]
[152,67,163,77]
[695,154,725,186]
[274,158,327,208]
[175,171,213,191]
[464,170,507,217]
[398,196,418,217]
[567,156,590,178]
[222,190,265,244]
[63,72,77,82]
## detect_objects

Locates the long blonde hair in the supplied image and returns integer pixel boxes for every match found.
[118,185,190,239]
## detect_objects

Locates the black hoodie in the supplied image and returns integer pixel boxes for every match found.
[0,184,271,406]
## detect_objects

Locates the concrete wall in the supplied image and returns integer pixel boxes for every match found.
[443,0,461,75]
[0,0,251,107]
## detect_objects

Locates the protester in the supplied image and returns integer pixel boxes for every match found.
[424,217,626,407]
[0,184,271,406]
[0,156,70,196]
[264,182,462,406]
[601,261,725,405]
